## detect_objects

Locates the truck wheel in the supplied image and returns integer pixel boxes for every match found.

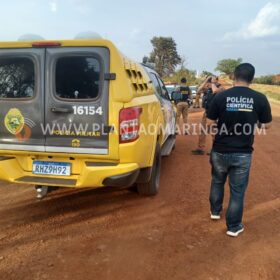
[137,143,161,196]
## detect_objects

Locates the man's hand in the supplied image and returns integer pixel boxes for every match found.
[211,83,225,94]
[207,118,216,126]
[258,122,272,130]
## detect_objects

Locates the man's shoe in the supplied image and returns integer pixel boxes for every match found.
[210,212,221,220]
[191,149,205,155]
[226,225,244,237]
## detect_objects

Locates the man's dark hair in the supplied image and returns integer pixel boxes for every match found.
[181,77,187,84]
[234,63,255,83]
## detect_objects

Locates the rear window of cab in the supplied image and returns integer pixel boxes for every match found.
[0,57,35,98]
[55,56,101,100]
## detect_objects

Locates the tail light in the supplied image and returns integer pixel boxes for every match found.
[119,107,143,143]
[32,41,61,47]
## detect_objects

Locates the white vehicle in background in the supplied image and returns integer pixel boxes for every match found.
[165,84,177,99]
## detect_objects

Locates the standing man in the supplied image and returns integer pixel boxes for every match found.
[193,87,202,108]
[207,63,272,237]
[192,76,224,155]
[172,77,192,134]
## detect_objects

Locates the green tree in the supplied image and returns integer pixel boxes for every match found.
[147,37,181,77]
[176,69,196,85]
[201,70,213,77]
[215,58,243,76]
[163,68,197,85]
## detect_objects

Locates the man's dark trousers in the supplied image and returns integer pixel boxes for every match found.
[210,151,252,231]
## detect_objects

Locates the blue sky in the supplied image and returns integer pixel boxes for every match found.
[0,0,279,75]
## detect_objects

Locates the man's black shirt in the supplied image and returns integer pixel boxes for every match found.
[171,85,191,104]
[180,86,191,102]
[207,86,272,153]
[203,83,222,111]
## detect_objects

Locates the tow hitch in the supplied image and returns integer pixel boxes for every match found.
[35,186,60,199]
[35,186,49,199]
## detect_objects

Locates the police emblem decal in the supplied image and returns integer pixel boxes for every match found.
[72,139,81,147]
[4,108,25,135]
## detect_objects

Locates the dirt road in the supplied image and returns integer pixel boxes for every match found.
[0,103,280,280]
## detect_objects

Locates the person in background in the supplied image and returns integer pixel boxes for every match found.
[207,63,272,237]
[172,77,192,135]
[192,76,224,155]
[193,88,202,108]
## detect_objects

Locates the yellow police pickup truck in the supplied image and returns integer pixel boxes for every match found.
[0,37,176,199]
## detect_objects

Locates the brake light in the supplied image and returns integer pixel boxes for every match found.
[119,107,143,143]
[32,41,61,47]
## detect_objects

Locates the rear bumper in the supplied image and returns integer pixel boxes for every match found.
[103,169,140,187]
[0,157,140,188]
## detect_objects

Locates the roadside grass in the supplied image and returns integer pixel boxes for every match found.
[251,84,280,102]
[204,77,280,102]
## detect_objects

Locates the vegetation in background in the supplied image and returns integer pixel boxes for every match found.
[163,68,197,85]
[143,36,181,77]
[254,75,280,86]
[263,91,280,101]
[252,84,280,102]
[162,57,197,85]
[215,58,243,76]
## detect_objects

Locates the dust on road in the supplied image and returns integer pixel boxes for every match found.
[0,104,280,280]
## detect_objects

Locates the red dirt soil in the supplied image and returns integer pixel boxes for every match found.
[0,104,280,280]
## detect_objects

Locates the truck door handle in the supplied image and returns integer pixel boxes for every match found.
[51,107,73,113]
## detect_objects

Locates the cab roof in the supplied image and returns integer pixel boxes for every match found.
[0,39,117,49]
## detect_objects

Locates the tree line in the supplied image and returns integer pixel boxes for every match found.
[254,75,280,86]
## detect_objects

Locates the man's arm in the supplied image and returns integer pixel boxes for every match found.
[197,77,210,93]
[258,97,272,129]
[206,118,218,136]
[188,87,192,99]
[206,94,219,129]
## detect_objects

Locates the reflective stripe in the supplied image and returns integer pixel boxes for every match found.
[0,144,44,152]
[0,144,108,155]
[45,146,108,155]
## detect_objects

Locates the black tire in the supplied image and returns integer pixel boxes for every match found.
[128,183,138,193]
[137,143,161,196]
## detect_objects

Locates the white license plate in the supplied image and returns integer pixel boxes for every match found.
[32,161,71,176]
